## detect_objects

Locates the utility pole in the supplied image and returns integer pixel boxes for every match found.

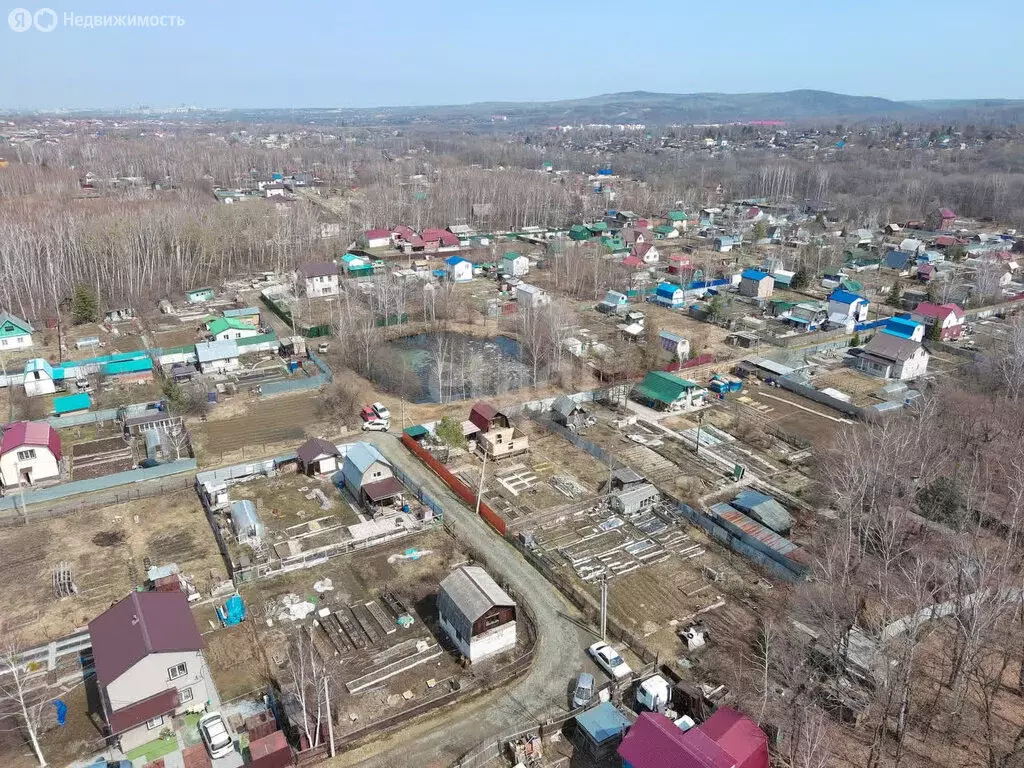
[695,411,705,457]
[324,677,335,758]
[600,574,608,642]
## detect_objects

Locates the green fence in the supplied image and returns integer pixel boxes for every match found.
[259,293,332,338]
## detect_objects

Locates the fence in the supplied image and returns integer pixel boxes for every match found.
[260,291,332,338]
[0,458,198,515]
[776,375,865,419]
[401,433,506,535]
[524,413,626,471]
[392,461,444,518]
[258,350,333,397]
[45,407,120,428]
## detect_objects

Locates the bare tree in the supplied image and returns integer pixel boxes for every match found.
[0,642,49,766]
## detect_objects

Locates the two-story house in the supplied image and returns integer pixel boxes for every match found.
[89,591,218,753]
[297,263,340,297]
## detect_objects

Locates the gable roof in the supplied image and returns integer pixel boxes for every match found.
[298,262,337,279]
[863,332,923,362]
[196,339,239,363]
[0,311,33,335]
[913,301,963,321]
[882,316,922,339]
[0,421,61,460]
[885,250,911,269]
[439,565,515,623]
[634,371,698,405]
[551,394,581,418]
[445,255,470,266]
[829,289,865,305]
[296,438,341,465]
[656,282,683,298]
[618,712,731,768]
[206,317,253,336]
[364,228,392,239]
[343,442,388,475]
[88,591,203,687]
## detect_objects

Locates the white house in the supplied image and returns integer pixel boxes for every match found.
[445,256,474,283]
[0,421,62,488]
[297,262,340,297]
[195,340,240,373]
[658,330,690,362]
[0,311,33,349]
[437,566,517,663]
[827,290,870,329]
[631,242,660,264]
[23,358,56,397]
[858,334,929,380]
[501,252,530,277]
[204,318,261,342]
[515,283,550,310]
[363,229,393,249]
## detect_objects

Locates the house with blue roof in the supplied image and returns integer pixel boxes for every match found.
[881,316,924,342]
[884,250,912,274]
[444,255,473,283]
[653,283,685,309]
[23,358,56,397]
[341,442,404,510]
[739,269,774,299]
[828,289,870,329]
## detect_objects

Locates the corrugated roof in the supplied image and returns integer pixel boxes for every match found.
[741,269,769,281]
[865,332,922,362]
[102,357,153,376]
[732,490,792,534]
[576,702,632,744]
[551,394,580,418]
[614,483,659,509]
[196,340,239,363]
[829,289,864,305]
[439,565,515,623]
[206,317,254,336]
[223,306,260,318]
[709,503,803,560]
[619,712,732,768]
[361,476,404,501]
[53,393,91,415]
[0,420,62,460]
[296,437,340,465]
[298,262,337,279]
[634,371,697,405]
[108,688,180,735]
[88,591,203,687]
[343,442,388,475]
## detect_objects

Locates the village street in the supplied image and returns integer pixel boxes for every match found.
[320,432,600,768]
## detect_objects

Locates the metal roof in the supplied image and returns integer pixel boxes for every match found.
[741,269,770,281]
[551,394,581,418]
[634,371,699,405]
[296,437,341,465]
[0,420,62,460]
[732,490,792,534]
[829,289,865,305]
[744,357,794,377]
[196,339,239,363]
[343,442,388,475]
[576,702,632,744]
[613,483,659,510]
[53,392,91,415]
[0,310,33,334]
[439,565,515,624]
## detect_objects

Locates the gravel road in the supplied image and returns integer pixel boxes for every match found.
[324,433,600,768]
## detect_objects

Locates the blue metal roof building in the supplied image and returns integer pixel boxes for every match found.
[881,316,923,340]
[53,392,91,415]
[741,268,769,281]
[575,702,632,746]
[829,289,865,305]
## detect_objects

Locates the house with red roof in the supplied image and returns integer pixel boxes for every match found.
[362,228,393,248]
[631,242,660,264]
[422,228,460,249]
[618,708,769,768]
[911,301,966,340]
[89,591,218,752]
[0,420,61,488]
[926,208,957,232]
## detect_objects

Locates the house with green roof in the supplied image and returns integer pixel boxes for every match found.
[667,211,688,223]
[0,311,33,349]
[599,235,626,254]
[205,317,262,342]
[569,224,591,241]
[586,221,609,236]
[631,371,707,413]
[652,224,678,239]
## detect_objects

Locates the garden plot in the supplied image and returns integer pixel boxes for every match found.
[68,434,137,480]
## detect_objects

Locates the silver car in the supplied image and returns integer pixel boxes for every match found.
[198,712,234,759]
[572,672,595,708]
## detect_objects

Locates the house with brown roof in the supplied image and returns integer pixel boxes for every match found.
[296,262,339,297]
[856,333,929,380]
[296,438,342,476]
[468,402,528,459]
[88,591,218,753]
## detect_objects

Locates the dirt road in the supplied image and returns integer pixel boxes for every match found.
[324,433,601,768]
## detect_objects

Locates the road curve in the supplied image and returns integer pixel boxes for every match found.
[324,433,597,768]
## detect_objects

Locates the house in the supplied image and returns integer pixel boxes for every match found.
[857,333,929,380]
[881,316,925,342]
[185,287,214,304]
[53,392,91,417]
[827,289,870,328]
[447,224,476,239]
[621,226,648,247]
[630,242,660,264]
[569,224,592,241]
[195,340,240,373]
[597,290,630,315]
[502,252,530,277]
[666,210,689,229]
[222,307,261,327]
[89,591,217,753]
[515,283,550,310]
[437,565,517,663]
[469,402,528,459]
[297,262,340,297]
[0,421,61,488]
[926,207,957,231]
[730,489,792,536]
[885,222,903,235]
[342,442,403,508]
[658,330,690,362]
[738,269,774,299]
[0,311,33,349]
[884,250,913,273]
[714,235,740,252]
[445,256,474,283]
[23,358,56,397]
[899,238,924,255]
[610,483,659,516]
[667,254,693,276]
[422,228,461,248]
[618,708,770,768]
[296,438,342,476]
[632,371,707,412]
[911,302,965,340]
[205,317,262,342]
[551,394,588,430]
[653,283,686,309]
[362,228,393,249]
[652,224,678,239]
[788,302,828,330]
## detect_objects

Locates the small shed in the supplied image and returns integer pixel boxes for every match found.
[296,438,342,476]
[469,402,509,434]
[230,500,264,542]
[731,490,792,536]
[186,287,215,304]
[551,394,586,430]
[248,730,292,768]
[739,269,774,299]
[575,702,632,758]
[609,483,659,516]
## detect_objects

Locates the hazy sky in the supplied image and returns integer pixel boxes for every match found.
[1,0,1021,109]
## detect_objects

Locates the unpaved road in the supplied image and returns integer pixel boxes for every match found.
[323,432,601,768]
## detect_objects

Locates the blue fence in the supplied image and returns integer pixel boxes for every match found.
[45,407,120,428]
[855,317,889,333]
[258,350,333,397]
[392,462,444,519]
[0,458,198,512]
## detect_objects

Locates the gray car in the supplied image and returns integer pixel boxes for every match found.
[572,672,595,708]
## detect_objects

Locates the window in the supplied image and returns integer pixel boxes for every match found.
[1,339,6,347]
[16,449,36,461]
[485,614,502,628]
[167,662,188,680]
[178,687,193,703]
[146,716,164,730]
[373,470,382,479]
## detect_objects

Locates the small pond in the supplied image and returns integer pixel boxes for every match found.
[375,332,535,403]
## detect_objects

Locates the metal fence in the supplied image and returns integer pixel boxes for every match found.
[392,462,444,518]
[524,412,626,471]
[45,407,120,428]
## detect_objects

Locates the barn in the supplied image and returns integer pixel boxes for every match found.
[437,566,517,663]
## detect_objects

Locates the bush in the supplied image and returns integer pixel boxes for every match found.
[71,284,99,324]
[435,416,468,450]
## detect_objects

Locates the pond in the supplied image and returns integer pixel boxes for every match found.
[376,332,535,403]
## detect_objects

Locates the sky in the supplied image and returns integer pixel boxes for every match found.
[1,0,1022,110]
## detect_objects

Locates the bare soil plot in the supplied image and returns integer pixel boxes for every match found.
[734,385,852,446]
[192,391,325,458]
[0,490,226,644]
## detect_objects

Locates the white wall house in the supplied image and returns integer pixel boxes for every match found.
[0,421,62,488]
[195,340,240,373]
[0,311,33,349]
[858,334,930,380]
[502,253,530,277]
[445,256,474,283]
[297,263,340,297]
[437,566,517,663]
[23,359,56,397]
[515,283,550,311]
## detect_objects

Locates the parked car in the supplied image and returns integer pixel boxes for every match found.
[138,458,161,469]
[371,402,391,420]
[198,712,234,759]
[317,342,330,354]
[572,671,595,708]
[360,405,376,422]
[362,419,389,432]
[589,641,632,680]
